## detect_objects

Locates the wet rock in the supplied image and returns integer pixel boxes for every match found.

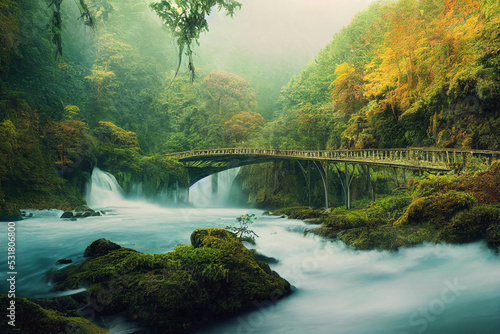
[250,249,279,264]
[21,210,34,218]
[52,229,292,333]
[56,258,72,265]
[83,239,121,258]
[60,211,74,219]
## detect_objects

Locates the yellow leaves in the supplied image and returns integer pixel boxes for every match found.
[333,63,355,85]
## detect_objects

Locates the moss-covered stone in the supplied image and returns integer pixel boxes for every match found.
[437,205,500,244]
[83,239,122,257]
[0,295,108,334]
[276,207,325,220]
[396,191,476,226]
[50,229,292,333]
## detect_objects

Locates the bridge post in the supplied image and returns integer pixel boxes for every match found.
[345,162,351,210]
[313,161,329,210]
[366,165,375,202]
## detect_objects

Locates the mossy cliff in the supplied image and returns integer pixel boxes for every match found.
[50,229,291,333]
[0,295,108,334]
[0,114,188,220]
[93,121,189,197]
[286,161,500,251]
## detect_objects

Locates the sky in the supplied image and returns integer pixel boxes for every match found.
[198,0,378,70]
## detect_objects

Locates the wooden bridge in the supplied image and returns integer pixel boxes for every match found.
[167,147,500,209]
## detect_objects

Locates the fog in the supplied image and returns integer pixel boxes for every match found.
[195,0,378,117]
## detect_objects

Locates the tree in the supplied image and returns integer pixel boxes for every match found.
[201,70,257,116]
[330,62,367,115]
[226,214,258,242]
[150,0,241,81]
[224,111,266,144]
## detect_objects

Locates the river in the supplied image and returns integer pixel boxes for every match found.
[2,168,500,334]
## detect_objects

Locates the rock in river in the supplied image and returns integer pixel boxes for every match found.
[50,228,292,333]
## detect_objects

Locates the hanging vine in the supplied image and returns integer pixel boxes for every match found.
[47,0,99,58]
[150,0,241,83]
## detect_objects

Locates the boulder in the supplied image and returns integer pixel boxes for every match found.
[51,229,292,333]
[60,211,74,219]
[83,239,122,257]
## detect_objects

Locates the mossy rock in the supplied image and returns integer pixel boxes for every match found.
[50,229,291,333]
[276,207,324,220]
[313,224,438,251]
[437,205,500,244]
[83,238,122,257]
[0,295,107,334]
[396,191,476,226]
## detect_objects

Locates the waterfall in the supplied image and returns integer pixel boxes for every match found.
[189,168,240,207]
[85,167,129,208]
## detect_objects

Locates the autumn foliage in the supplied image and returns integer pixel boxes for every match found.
[274,0,500,151]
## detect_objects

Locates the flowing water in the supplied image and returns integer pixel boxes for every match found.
[2,167,500,334]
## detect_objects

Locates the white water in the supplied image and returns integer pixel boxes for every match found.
[86,167,129,208]
[2,168,500,334]
[188,168,240,207]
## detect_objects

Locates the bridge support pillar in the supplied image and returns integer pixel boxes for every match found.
[366,165,375,202]
[314,161,329,210]
[345,163,351,210]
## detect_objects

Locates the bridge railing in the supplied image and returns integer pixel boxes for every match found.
[166,147,500,169]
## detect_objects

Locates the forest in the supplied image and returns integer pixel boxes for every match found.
[0,0,500,217]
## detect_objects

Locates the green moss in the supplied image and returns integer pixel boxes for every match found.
[396,191,476,226]
[328,224,438,251]
[0,295,107,334]
[84,239,122,257]
[50,229,291,333]
[437,205,500,244]
[276,207,324,220]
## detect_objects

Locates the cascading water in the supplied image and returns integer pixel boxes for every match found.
[4,167,500,334]
[85,167,129,208]
[188,168,240,207]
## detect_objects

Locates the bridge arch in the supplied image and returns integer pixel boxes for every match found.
[168,147,499,209]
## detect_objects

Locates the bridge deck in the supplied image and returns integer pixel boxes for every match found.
[167,147,500,172]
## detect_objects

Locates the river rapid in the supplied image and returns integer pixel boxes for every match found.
[2,168,500,334]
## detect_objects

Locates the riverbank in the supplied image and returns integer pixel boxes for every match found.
[277,161,500,251]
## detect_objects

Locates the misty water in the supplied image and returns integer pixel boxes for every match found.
[4,168,500,334]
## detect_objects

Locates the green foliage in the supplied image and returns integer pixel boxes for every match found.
[93,122,189,195]
[437,204,500,244]
[396,191,477,226]
[271,0,500,151]
[226,213,258,241]
[51,230,291,333]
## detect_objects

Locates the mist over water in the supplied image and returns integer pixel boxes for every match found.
[3,168,499,334]
[188,168,240,207]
